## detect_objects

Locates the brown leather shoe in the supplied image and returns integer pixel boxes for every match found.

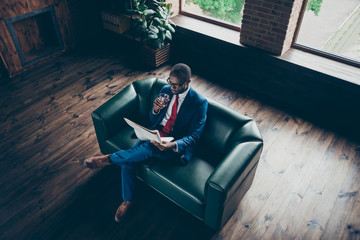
[115,201,132,222]
[84,154,112,169]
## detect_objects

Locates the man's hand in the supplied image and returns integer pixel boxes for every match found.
[153,97,169,113]
[150,140,176,151]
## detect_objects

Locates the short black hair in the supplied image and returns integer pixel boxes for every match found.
[170,63,191,83]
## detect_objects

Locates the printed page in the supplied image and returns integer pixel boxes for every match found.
[160,137,174,142]
[124,118,173,143]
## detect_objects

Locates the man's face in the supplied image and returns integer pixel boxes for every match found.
[167,76,190,95]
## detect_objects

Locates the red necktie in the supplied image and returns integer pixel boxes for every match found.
[160,95,179,137]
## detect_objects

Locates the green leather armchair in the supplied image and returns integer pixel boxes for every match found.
[92,78,263,230]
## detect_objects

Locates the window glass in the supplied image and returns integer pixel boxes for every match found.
[182,0,245,26]
[296,0,360,62]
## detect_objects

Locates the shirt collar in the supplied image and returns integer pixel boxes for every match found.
[177,86,190,100]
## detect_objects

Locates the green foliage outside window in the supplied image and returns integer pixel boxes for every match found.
[187,0,324,24]
[306,0,323,16]
[186,0,245,24]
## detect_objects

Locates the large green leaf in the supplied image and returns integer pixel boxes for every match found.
[160,6,170,16]
[141,20,147,30]
[153,17,162,26]
[168,18,176,26]
[149,25,159,34]
[144,9,156,16]
[139,4,148,11]
[148,30,158,39]
[164,23,175,33]
[158,9,166,19]
[156,40,163,50]
[165,30,172,41]
[159,30,165,41]
[166,3,173,11]
[126,9,138,15]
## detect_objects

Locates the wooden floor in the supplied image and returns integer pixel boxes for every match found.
[0,48,359,240]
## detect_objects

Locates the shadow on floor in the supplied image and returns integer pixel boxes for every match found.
[35,165,216,240]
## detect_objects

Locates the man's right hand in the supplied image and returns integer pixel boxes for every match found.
[153,97,169,113]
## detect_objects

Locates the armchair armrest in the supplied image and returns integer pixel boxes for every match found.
[204,140,263,229]
[92,84,139,154]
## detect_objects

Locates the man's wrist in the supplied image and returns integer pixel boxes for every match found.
[172,142,178,152]
[153,108,160,114]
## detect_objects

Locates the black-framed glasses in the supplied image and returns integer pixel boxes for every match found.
[167,77,187,88]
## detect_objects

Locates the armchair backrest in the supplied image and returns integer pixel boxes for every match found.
[131,78,167,127]
[196,99,263,165]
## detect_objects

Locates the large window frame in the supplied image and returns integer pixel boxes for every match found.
[179,0,241,31]
[292,0,360,68]
[180,0,359,67]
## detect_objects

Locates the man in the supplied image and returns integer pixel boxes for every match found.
[84,63,208,222]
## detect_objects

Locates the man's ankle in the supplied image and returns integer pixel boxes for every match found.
[101,154,112,163]
[107,155,113,163]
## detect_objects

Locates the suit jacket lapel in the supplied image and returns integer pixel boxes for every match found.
[174,87,194,127]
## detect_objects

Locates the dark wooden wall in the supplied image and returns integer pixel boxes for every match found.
[0,0,72,77]
[65,0,106,47]
[171,27,360,140]
[0,0,118,77]
[13,16,45,60]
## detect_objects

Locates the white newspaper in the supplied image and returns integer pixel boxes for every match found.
[124,118,174,143]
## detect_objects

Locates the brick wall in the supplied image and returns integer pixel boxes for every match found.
[240,0,304,55]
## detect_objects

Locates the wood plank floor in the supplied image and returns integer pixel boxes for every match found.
[0,49,359,240]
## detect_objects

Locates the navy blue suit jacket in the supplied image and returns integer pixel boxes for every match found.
[149,85,208,164]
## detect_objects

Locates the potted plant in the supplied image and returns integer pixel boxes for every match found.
[128,0,176,67]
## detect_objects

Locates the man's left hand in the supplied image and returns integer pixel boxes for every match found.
[150,140,176,151]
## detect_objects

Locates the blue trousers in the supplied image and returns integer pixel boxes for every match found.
[109,140,179,201]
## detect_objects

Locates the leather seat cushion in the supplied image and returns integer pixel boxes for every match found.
[105,127,139,152]
[137,157,214,218]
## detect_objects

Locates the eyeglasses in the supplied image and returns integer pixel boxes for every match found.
[167,77,188,88]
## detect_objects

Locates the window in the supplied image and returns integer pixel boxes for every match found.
[294,0,360,66]
[180,0,244,30]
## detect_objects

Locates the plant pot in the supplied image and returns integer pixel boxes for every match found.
[139,43,171,68]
